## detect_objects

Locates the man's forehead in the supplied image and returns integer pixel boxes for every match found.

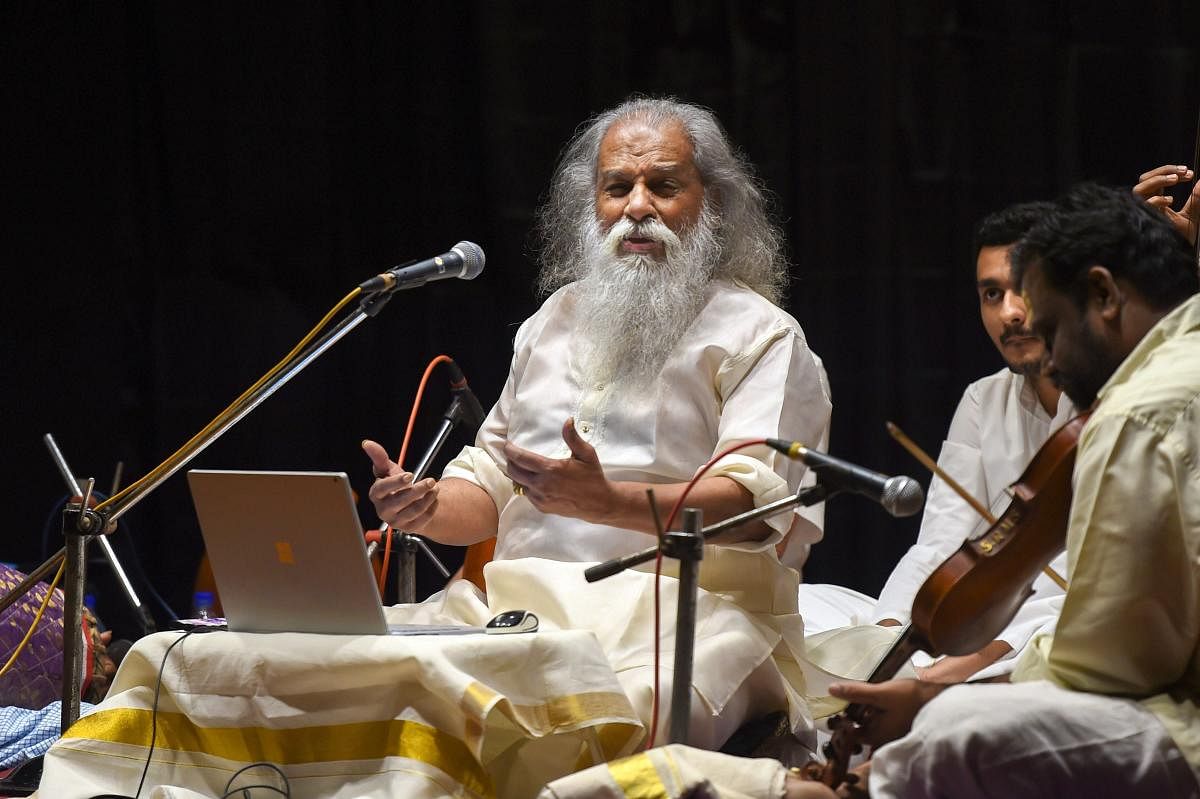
[975,244,1014,282]
[597,119,696,168]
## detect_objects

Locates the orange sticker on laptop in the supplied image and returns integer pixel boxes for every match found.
[275,541,295,565]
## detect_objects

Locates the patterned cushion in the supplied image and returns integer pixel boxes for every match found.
[0,564,106,709]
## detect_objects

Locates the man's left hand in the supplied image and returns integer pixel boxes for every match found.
[503,418,617,523]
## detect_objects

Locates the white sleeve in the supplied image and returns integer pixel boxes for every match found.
[873,387,988,624]
[704,326,832,550]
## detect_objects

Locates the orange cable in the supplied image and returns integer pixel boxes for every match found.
[376,354,456,593]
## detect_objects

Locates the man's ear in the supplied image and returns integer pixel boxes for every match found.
[1085,265,1124,321]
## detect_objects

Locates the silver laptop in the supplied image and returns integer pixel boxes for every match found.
[187,469,393,635]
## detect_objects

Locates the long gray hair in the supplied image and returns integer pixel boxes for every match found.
[535,97,789,305]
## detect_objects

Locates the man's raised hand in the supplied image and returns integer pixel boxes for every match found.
[1133,164,1199,244]
[503,418,616,522]
[362,439,439,531]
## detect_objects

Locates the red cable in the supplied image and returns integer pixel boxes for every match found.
[644,437,769,751]
[376,354,456,593]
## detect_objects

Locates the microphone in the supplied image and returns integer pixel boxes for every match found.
[359,241,485,293]
[446,360,486,429]
[765,438,925,518]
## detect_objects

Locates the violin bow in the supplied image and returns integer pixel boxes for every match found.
[1192,100,1200,259]
[887,421,1067,590]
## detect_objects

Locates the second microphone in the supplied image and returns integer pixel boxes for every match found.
[765,438,925,518]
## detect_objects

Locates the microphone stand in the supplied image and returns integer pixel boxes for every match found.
[583,482,829,746]
[3,289,398,733]
[370,389,482,602]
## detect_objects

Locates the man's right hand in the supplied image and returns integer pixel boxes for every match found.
[1133,164,1199,244]
[362,439,440,531]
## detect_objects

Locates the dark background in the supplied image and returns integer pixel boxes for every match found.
[5,2,1197,639]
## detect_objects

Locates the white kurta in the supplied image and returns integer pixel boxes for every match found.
[444,278,832,561]
[438,278,834,747]
[871,368,1076,677]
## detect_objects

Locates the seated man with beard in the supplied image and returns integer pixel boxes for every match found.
[363,97,832,750]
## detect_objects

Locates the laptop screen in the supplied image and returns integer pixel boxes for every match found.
[187,470,389,635]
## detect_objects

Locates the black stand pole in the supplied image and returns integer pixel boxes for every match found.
[664,509,704,745]
[395,535,421,605]
[60,484,92,734]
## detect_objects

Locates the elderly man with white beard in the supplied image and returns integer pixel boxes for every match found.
[363,97,832,753]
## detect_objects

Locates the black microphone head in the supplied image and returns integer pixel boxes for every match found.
[452,241,485,279]
[881,476,925,518]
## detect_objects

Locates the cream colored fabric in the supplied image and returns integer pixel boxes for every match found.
[538,743,788,799]
[795,583,877,635]
[872,368,1076,678]
[396,557,818,750]
[443,279,832,565]
[1013,293,1200,778]
[871,681,1200,799]
[36,626,642,799]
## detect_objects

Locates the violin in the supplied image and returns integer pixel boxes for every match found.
[815,412,1090,789]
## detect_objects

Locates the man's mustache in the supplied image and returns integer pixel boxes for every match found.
[1000,326,1038,345]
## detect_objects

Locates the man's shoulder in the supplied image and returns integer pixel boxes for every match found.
[1094,333,1200,441]
[944,368,1040,447]
[701,279,802,335]
[1093,297,1200,435]
[510,285,574,350]
[961,367,1021,406]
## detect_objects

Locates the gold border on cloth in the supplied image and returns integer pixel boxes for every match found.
[64,708,494,797]
[606,751,669,798]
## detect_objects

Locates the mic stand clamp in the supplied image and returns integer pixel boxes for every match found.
[60,480,99,734]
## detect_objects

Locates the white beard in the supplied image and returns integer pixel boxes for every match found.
[572,210,720,387]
